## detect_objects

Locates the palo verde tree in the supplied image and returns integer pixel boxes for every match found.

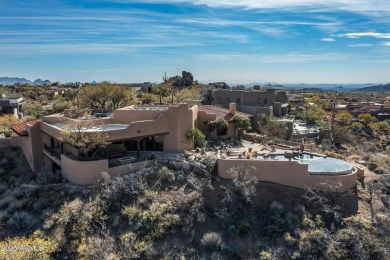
[79,82,132,110]
[232,114,251,139]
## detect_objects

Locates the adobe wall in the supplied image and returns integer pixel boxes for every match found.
[163,104,194,152]
[218,159,357,191]
[197,110,217,133]
[112,107,164,123]
[61,154,154,185]
[9,123,43,172]
[106,114,170,141]
[10,136,34,171]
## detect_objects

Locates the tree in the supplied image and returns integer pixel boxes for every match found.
[52,97,74,113]
[60,121,110,160]
[358,113,377,126]
[186,128,206,148]
[207,118,228,138]
[79,82,132,110]
[337,111,353,123]
[152,85,170,104]
[23,101,45,120]
[174,88,202,103]
[257,113,288,139]
[232,115,251,138]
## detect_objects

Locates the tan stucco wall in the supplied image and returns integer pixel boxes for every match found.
[10,136,34,170]
[10,123,43,172]
[61,154,154,185]
[218,159,357,191]
[197,110,217,133]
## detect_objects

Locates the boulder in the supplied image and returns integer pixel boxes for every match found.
[168,161,182,170]
[166,172,176,183]
[192,162,209,176]
[181,161,191,172]
[177,171,186,183]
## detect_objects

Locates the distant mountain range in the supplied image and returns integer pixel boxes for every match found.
[0,77,52,85]
[352,83,390,92]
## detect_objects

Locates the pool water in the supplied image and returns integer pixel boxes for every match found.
[258,153,354,173]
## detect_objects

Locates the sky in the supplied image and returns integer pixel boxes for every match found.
[1,0,390,84]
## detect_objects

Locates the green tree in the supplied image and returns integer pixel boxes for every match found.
[23,101,45,119]
[52,97,74,113]
[337,111,353,123]
[60,121,110,160]
[358,113,377,126]
[79,82,132,110]
[186,128,206,148]
[232,114,251,138]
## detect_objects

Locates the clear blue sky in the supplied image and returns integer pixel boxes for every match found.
[1,0,390,84]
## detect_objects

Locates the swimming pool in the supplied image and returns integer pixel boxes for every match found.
[257,152,354,174]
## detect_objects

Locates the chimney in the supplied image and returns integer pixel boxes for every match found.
[229,103,236,114]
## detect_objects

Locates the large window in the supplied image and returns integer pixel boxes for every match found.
[264,98,268,105]
[237,98,240,103]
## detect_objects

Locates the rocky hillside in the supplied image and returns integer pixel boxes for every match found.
[0,148,389,259]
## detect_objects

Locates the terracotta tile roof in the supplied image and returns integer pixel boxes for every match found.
[10,118,42,136]
[198,105,253,122]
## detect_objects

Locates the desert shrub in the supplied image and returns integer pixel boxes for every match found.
[200,232,224,251]
[259,250,272,260]
[120,232,151,258]
[122,205,139,221]
[0,184,7,195]
[299,229,329,258]
[264,212,286,237]
[78,234,117,260]
[0,196,16,209]
[7,211,38,230]
[158,166,175,182]
[227,165,257,203]
[44,198,91,242]
[284,232,298,247]
[0,233,59,259]
[36,171,61,184]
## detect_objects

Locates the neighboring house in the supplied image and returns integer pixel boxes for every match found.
[10,103,251,184]
[38,88,67,99]
[348,105,390,119]
[202,88,289,118]
[0,94,24,118]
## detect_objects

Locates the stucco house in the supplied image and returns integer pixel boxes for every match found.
[202,88,289,118]
[10,103,252,184]
[0,94,24,119]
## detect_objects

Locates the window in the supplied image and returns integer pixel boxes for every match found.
[211,97,214,101]
[207,97,210,101]
[227,98,230,103]
[257,98,262,104]
[217,97,221,102]
[264,98,268,105]
[237,98,240,103]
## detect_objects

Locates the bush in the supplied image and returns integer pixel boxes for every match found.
[0,233,59,259]
[200,232,224,251]
[122,205,139,221]
[7,211,38,230]
[36,171,61,184]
